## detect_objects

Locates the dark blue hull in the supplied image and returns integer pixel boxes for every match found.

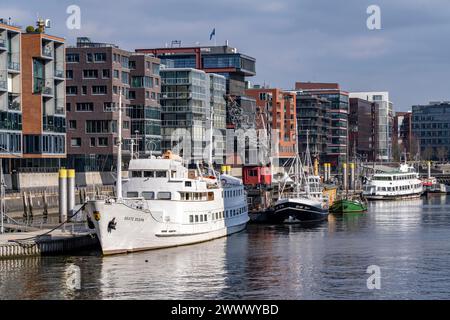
[268,201,328,223]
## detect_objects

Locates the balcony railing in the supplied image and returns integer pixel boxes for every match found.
[0,80,6,90]
[161,78,190,85]
[8,61,20,71]
[42,47,53,58]
[8,100,20,111]
[42,86,53,95]
[161,92,192,99]
[55,98,65,114]
[54,69,64,78]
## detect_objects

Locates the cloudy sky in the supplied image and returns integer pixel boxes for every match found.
[3,0,450,110]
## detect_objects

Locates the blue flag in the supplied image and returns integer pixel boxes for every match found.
[209,28,215,40]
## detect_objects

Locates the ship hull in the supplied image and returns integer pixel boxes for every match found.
[269,198,328,223]
[86,200,249,255]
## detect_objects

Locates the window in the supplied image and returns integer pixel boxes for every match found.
[185,181,192,187]
[90,137,96,147]
[83,69,98,79]
[86,120,116,133]
[156,171,167,178]
[131,171,142,177]
[66,70,73,79]
[143,171,154,178]
[66,86,77,95]
[98,137,108,146]
[66,53,79,63]
[69,120,77,129]
[195,215,199,222]
[86,53,93,62]
[114,70,119,78]
[92,86,107,95]
[128,91,136,99]
[121,71,129,85]
[102,69,110,78]
[123,121,129,129]
[71,137,81,147]
[76,103,94,112]
[189,215,193,223]
[94,52,106,62]
[157,192,171,200]
[66,103,71,111]
[127,192,139,197]
[82,86,87,95]
[142,192,155,200]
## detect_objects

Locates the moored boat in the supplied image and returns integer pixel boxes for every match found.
[329,198,367,214]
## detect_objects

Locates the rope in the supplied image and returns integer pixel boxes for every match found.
[9,203,87,243]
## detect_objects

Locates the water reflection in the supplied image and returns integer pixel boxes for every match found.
[2,197,450,299]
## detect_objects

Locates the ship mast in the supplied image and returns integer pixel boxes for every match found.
[116,91,123,200]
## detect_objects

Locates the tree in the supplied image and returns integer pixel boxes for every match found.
[421,146,434,161]
[436,147,449,162]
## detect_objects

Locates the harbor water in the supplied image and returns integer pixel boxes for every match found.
[1,195,450,299]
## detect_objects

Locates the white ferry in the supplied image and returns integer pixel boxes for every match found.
[85,151,249,255]
[362,163,423,200]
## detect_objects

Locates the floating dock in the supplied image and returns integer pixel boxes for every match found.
[0,228,98,259]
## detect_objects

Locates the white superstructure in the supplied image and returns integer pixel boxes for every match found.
[363,163,423,200]
[85,152,249,255]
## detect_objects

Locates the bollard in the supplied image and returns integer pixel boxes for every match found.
[343,163,348,191]
[67,169,75,222]
[22,192,28,220]
[350,163,355,190]
[59,169,67,223]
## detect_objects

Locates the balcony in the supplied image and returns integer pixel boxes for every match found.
[42,86,53,96]
[54,69,64,79]
[42,46,53,58]
[0,39,6,50]
[161,78,190,85]
[55,98,65,114]
[161,92,192,99]
[8,93,21,111]
[8,61,20,72]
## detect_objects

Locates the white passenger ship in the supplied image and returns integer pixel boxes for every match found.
[362,163,423,200]
[85,151,249,255]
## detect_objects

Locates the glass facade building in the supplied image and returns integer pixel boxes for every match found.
[412,102,450,161]
[160,67,226,163]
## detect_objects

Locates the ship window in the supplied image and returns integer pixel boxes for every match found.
[204,214,207,221]
[157,192,171,200]
[126,191,139,197]
[195,215,199,222]
[142,191,155,200]
[208,192,214,201]
[185,181,192,187]
[131,171,142,178]
[156,171,167,178]
[189,215,193,223]
[171,171,176,178]
[200,215,204,222]
[144,171,154,178]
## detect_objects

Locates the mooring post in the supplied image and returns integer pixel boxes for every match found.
[43,190,48,223]
[27,191,33,221]
[22,191,28,220]
[350,163,355,191]
[59,169,67,224]
[67,169,75,222]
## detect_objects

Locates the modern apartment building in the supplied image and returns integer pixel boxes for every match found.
[66,37,161,171]
[412,101,450,161]
[393,111,413,160]
[0,21,22,167]
[135,44,256,131]
[160,67,226,164]
[245,87,297,164]
[20,28,66,168]
[128,54,162,157]
[349,97,375,161]
[349,92,393,162]
[295,82,349,166]
[295,92,331,162]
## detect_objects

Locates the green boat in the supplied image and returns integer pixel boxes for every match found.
[329,198,367,214]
